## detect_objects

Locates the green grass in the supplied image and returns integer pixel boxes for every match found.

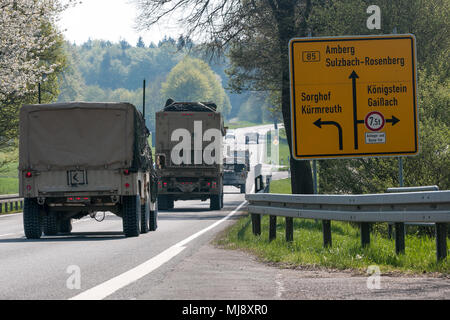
[0,153,19,194]
[0,178,18,194]
[269,178,292,194]
[225,121,264,129]
[217,177,449,274]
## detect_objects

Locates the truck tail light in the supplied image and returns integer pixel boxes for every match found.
[25,171,32,178]
[67,197,90,202]
[123,169,130,175]
[212,181,217,188]
[125,183,130,188]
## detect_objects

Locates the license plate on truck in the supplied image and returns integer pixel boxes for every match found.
[68,170,87,185]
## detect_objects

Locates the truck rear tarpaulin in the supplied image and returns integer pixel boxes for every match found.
[19,102,150,171]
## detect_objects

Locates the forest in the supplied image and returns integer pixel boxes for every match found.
[57,37,275,132]
[0,0,448,195]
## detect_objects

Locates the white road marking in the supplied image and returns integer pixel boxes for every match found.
[275,273,286,298]
[69,201,247,300]
[0,233,16,237]
[0,212,22,218]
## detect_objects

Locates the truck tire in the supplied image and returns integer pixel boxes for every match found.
[141,200,150,234]
[122,195,141,237]
[42,213,59,236]
[240,184,246,194]
[221,193,224,208]
[149,202,158,231]
[167,196,174,209]
[23,198,42,239]
[158,195,168,210]
[60,218,72,233]
[210,194,221,210]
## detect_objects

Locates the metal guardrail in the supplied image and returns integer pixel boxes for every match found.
[246,190,450,262]
[386,186,439,242]
[0,194,23,214]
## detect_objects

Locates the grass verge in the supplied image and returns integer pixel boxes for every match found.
[225,121,266,129]
[0,156,19,194]
[216,178,449,275]
[0,178,18,194]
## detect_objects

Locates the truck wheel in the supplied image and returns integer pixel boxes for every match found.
[240,184,246,193]
[149,202,158,231]
[60,219,72,233]
[23,198,42,239]
[122,195,141,237]
[141,199,150,234]
[221,193,224,208]
[210,194,221,210]
[158,195,168,210]
[167,197,174,209]
[42,213,59,236]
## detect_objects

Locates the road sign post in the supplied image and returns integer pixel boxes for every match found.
[289,34,418,160]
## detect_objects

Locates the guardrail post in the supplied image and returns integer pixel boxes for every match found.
[9,202,13,212]
[435,223,447,261]
[395,222,405,254]
[285,217,293,242]
[269,216,277,241]
[388,223,393,239]
[322,220,332,247]
[20,200,23,209]
[251,214,261,236]
[14,201,18,211]
[360,223,370,247]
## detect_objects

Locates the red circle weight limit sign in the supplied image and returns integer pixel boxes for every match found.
[365,111,385,131]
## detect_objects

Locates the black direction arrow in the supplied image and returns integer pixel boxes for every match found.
[72,173,79,183]
[314,118,343,150]
[349,70,360,150]
[386,115,400,126]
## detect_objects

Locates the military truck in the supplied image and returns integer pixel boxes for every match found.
[223,150,250,193]
[19,102,158,239]
[155,100,225,210]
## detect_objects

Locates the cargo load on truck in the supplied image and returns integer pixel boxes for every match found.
[155,99,225,210]
[19,102,157,239]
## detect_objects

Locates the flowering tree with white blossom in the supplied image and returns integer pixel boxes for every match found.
[0,0,71,100]
[0,0,73,159]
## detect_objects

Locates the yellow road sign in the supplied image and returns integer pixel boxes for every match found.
[289,34,418,159]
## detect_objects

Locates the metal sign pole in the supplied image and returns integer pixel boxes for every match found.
[313,160,318,194]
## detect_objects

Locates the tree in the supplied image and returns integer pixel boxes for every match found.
[0,1,71,169]
[0,0,70,101]
[161,57,232,117]
[135,0,314,194]
[137,36,146,48]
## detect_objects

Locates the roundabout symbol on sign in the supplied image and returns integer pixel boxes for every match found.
[365,111,385,131]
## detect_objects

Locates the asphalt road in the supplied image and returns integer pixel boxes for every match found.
[0,124,448,300]
[0,123,279,300]
[0,187,248,300]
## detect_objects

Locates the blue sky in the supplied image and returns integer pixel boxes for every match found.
[58,0,181,46]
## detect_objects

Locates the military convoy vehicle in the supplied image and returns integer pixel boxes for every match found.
[223,150,250,193]
[19,102,157,239]
[245,132,259,144]
[155,100,225,210]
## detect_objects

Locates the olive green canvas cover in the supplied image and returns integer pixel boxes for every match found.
[19,102,151,171]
